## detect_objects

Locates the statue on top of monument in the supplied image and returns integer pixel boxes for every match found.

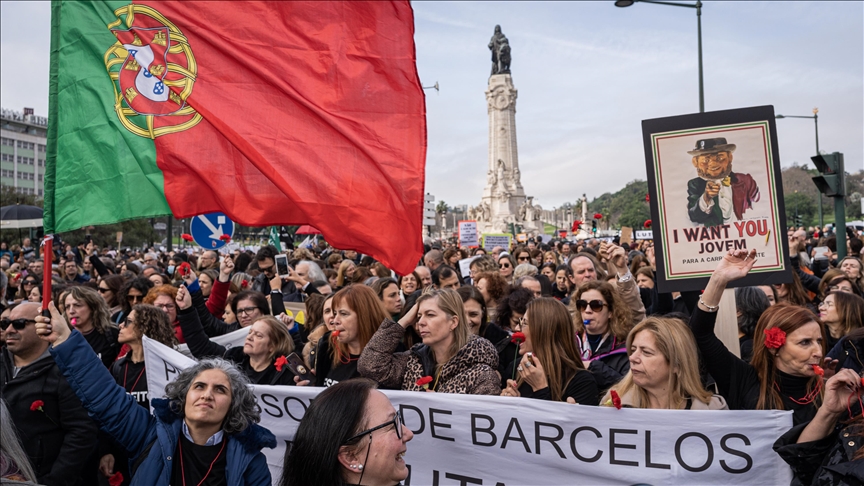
[488,25,511,76]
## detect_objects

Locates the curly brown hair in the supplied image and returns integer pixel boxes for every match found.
[130,304,178,347]
[570,280,632,341]
[475,271,509,303]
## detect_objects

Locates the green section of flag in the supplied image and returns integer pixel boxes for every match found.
[45,0,170,233]
[269,226,281,251]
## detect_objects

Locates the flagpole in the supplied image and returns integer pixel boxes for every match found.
[41,235,53,315]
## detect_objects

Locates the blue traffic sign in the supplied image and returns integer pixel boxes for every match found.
[189,212,235,249]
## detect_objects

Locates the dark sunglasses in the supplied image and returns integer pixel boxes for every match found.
[98,287,111,293]
[23,280,37,286]
[127,294,143,303]
[575,299,608,312]
[0,318,36,331]
[500,263,511,268]
[344,411,404,444]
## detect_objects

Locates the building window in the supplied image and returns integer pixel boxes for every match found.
[38,174,43,182]
[38,189,43,196]
[38,144,45,152]
[38,159,44,166]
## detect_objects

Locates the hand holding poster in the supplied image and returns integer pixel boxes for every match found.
[144,337,794,485]
[643,106,791,292]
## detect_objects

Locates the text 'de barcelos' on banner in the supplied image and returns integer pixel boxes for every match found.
[145,337,793,485]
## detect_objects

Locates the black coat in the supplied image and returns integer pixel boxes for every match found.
[0,347,97,486]
[773,420,864,486]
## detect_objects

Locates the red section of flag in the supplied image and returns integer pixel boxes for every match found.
[143,1,426,274]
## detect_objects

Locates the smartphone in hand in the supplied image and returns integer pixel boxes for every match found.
[285,352,314,382]
[275,254,291,278]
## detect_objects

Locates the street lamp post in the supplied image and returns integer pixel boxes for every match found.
[776,108,821,227]
[615,0,704,113]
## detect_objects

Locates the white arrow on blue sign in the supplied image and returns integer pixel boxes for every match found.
[190,212,235,249]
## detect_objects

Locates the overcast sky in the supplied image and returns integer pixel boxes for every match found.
[2,1,862,210]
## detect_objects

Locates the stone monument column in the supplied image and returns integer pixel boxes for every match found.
[476,26,541,236]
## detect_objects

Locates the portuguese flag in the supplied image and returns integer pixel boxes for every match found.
[46,1,426,274]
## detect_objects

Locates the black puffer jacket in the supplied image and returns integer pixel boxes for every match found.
[0,348,97,486]
[773,420,864,485]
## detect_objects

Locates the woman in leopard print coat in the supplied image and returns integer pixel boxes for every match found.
[358,289,501,395]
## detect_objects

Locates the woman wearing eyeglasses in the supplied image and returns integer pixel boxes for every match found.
[16,276,40,304]
[281,378,413,486]
[117,277,154,325]
[143,284,184,344]
[497,253,516,283]
[175,286,296,386]
[359,288,500,395]
[98,274,126,323]
[571,280,633,392]
[501,298,599,404]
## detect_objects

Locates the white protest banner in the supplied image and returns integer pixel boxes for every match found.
[635,230,654,240]
[145,338,793,485]
[458,220,479,248]
[457,256,480,278]
[175,327,249,359]
[482,233,511,250]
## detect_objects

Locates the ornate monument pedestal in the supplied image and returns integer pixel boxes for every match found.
[468,26,543,237]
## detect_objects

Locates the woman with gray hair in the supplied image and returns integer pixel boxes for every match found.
[34,301,276,485]
[1,399,38,484]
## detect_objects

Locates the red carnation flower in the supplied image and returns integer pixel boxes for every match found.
[30,400,44,412]
[644,219,652,229]
[811,364,824,377]
[181,233,194,242]
[593,213,602,220]
[177,262,192,277]
[510,332,525,344]
[610,390,622,410]
[108,472,124,486]
[645,193,650,202]
[764,327,786,349]
[274,355,288,372]
[241,279,249,289]
[219,234,231,242]
[416,376,433,390]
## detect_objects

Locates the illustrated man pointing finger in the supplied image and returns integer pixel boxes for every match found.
[686,137,760,227]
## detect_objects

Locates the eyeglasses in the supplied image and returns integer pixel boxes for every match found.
[98,287,111,293]
[575,299,608,312]
[236,306,259,316]
[156,303,176,311]
[344,412,404,444]
[517,316,529,328]
[127,294,143,303]
[518,256,530,262]
[500,263,511,269]
[819,300,835,308]
[120,318,136,327]
[0,318,36,331]
[829,286,849,293]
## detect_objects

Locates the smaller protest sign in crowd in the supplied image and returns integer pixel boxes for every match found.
[1,228,863,486]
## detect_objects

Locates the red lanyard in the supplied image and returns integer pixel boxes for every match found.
[179,437,226,486]
[123,362,145,391]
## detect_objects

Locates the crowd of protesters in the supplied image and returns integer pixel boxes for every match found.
[1,225,863,485]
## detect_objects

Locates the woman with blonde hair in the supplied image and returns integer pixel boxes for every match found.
[359,288,500,395]
[336,259,357,288]
[501,298,598,404]
[571,280,633,391]
[604,317,727,410]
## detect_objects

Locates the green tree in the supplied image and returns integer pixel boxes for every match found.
[784,191,815,228]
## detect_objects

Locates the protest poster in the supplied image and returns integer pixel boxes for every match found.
[481,233,511,250]
[642,106,791,292]
[458,220,479,247]
[620,226,633,244]
[145,337,794,486]
[282,302,307,325]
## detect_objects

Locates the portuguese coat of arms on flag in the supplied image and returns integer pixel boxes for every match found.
[45,1,426,274]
